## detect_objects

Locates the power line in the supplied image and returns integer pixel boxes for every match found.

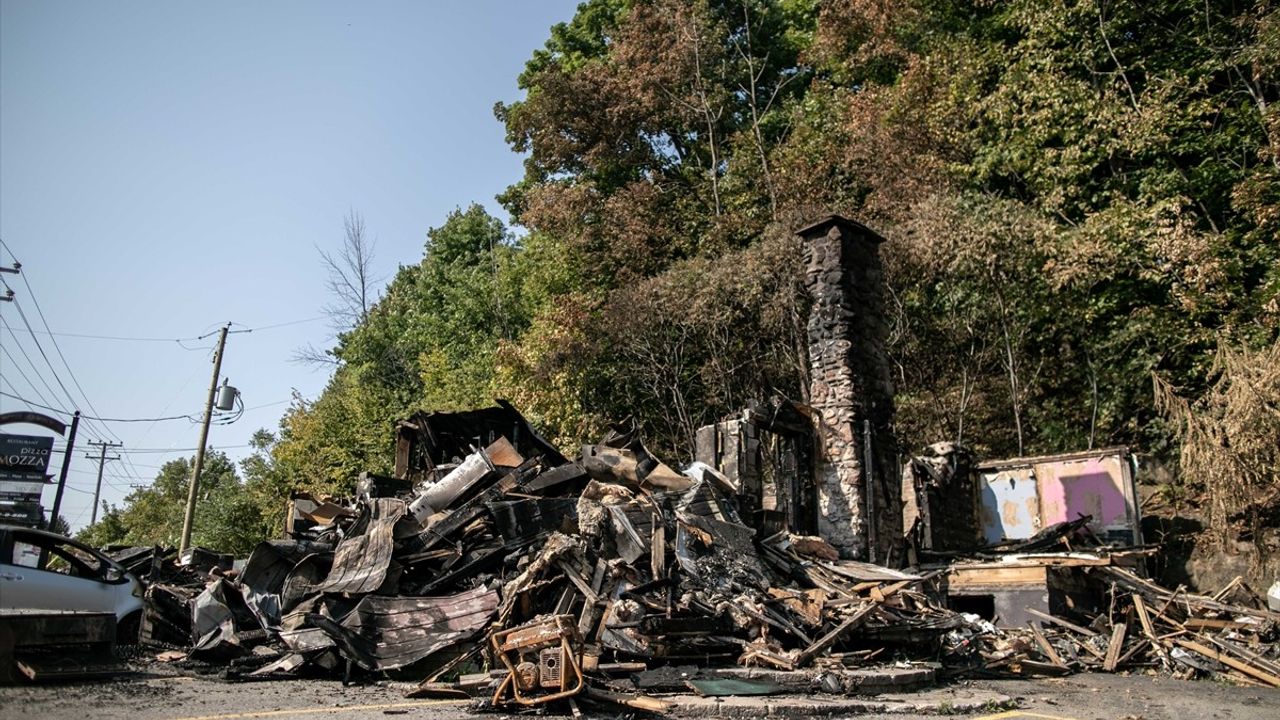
[0,296,113,451]
[0,340,62,412]
[49,443,253,454]
[84,440,123,524]
[2,247,149,486]
[15,328,208,344]
[12,277,127,442]
[1,241,154,512]
[0,238,302,504]
[9,315,324,344]
[243,316,326,332]
[64,466,138,488]
[0,390,199,423]
[3,298,85,420]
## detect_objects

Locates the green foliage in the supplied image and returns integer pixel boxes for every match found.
[251,0,1280,545]
[271,204,533,482]
[499,0,819,271]
[45,515,70,536]
[76,451,267,555]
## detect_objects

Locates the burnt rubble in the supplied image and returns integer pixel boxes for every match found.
[123,403,1280,711]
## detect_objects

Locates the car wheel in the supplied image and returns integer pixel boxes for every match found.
[116,610,142,646]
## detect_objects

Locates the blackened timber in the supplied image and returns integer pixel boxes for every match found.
[488,497,578,547]
[639,615,729,636]
[399,467,531,557]
[525,462,587,493]
[411,545,507,595]
[794,601,880,667]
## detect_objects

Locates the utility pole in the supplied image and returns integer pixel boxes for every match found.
[84,440,122,525]
[47,411,80,532]
[179,323,230,554]
[0,261,18,303]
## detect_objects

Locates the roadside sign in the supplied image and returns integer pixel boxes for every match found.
[0,478,50,501]
[0,434,56,476]
[0,469,52,483]
[0,500,43,525]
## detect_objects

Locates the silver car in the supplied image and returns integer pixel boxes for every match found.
[0,525,144,640]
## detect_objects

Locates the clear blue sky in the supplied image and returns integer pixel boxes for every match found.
[0,0,580,532]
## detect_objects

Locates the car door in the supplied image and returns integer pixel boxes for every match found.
[0,530,123,615]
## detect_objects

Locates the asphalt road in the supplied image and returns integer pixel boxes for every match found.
[1,671,1278,720]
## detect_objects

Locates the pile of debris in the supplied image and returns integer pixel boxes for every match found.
[132,405,999,710]
[1008,566,1280,687]
[128,403,1280,710]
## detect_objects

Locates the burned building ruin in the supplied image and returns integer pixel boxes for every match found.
[694,216,902,564]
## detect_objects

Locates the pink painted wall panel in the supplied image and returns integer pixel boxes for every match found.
[976,449,1140,546]
[1037,456,1129,530]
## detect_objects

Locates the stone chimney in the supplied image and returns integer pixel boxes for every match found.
[798,215,901,563]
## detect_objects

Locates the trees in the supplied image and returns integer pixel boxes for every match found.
[490,0,1280,461]
[76,452,266,556]
[270,205,531,487]
[499,0,815,277]
[295,209,382,367]
[249,0,1280,551]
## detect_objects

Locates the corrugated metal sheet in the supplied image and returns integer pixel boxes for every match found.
[308,586,499,671]
[320,498,405,595]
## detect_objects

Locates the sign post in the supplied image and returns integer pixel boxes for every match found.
[0,411,72,529]
[47,411,80,531]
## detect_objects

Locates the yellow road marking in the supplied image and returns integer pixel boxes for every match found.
[972,707,1075,712]
[166,699,467,720]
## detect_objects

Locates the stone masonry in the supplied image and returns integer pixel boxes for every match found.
[799,216,901,562]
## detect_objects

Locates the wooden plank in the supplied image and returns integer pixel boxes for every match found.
[1183,618,1250,630]
[1115,637,1151,667]
[948,565,1048,587]
[1132,595,1170,669]
[578,599,600,638]
[1205,635,1280,678]
[1028,622,1066,668]
[828,579,913,608]
[553,585,576,616]
[557,560,598,605]
[1002,555,1112,567]
[794,602,879,668]
[1211,576,1243,602]
[590,559,607,595]
[1103,622,1128,671]
[650,519,665,580]
[1018,659,1071,676]
[1072,638,1106,662]
[870,580,910,603]
[1024,607,1099,637]
[1173,638,1280,688]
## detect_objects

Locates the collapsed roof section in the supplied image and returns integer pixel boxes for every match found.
[393,400,567,483]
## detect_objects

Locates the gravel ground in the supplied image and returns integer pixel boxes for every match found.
[1,667,1278,720]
